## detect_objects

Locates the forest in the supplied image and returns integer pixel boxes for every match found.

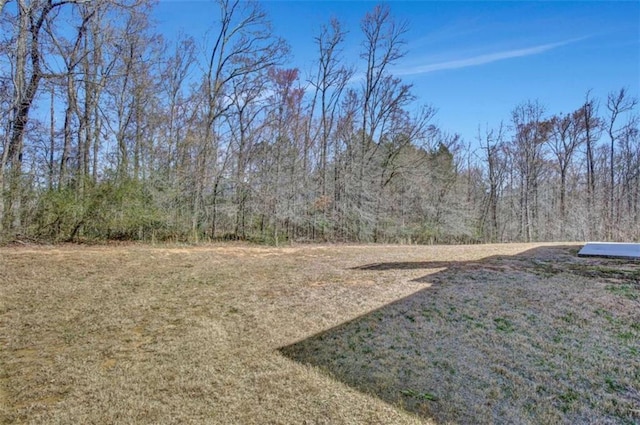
[1,0,638,244]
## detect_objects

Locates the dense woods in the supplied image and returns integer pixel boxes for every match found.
[1,0,638,244]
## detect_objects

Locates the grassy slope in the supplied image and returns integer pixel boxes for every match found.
[0,243,638,424]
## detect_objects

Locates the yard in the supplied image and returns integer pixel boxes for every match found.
[1,243,638,424]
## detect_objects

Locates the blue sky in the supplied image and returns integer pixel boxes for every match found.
[153,1,640,145]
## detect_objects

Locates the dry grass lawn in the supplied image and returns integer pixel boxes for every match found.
[0,243,638,424]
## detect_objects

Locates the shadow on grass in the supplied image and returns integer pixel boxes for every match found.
[353,261,465,271]
[279,245,640,424]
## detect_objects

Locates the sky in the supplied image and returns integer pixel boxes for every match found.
[153,1,640,146]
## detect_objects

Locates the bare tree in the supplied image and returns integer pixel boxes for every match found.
[159,34,195,173]
[192,0,287,240]
[357,4,410,240]
[227,66,268,239]
[479,124,506,242]
[371,106,436,242]
[547,109,584,236]
[309,18,352,196]
[306,17,353,239]
[332,88,359,240]
[510,101,551,242]
[580,91,602,239]
[616,116,640,238]
[605,88,637,238]
[99,5,158,181]
[1,0,94,233]
[262,67,306,244]
[43,3,95,187]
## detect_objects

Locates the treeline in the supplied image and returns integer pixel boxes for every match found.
[1,0,638,244]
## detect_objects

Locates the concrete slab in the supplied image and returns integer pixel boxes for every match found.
[578,242,640,260]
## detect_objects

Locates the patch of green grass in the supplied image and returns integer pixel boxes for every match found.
[400,389,438,401]
[421,306,441,320]
[560,312,577,324]
[568,264,640,281]
[617,331,635,342]
[460,313,486,329]
[604,377,624,393]
[433,359,456,375]
[559,388,579,412]
[493,317,515,333]
[606,284,638,301]
[531,261,557,277]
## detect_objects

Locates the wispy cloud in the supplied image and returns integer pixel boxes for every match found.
[397,37,587,76]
